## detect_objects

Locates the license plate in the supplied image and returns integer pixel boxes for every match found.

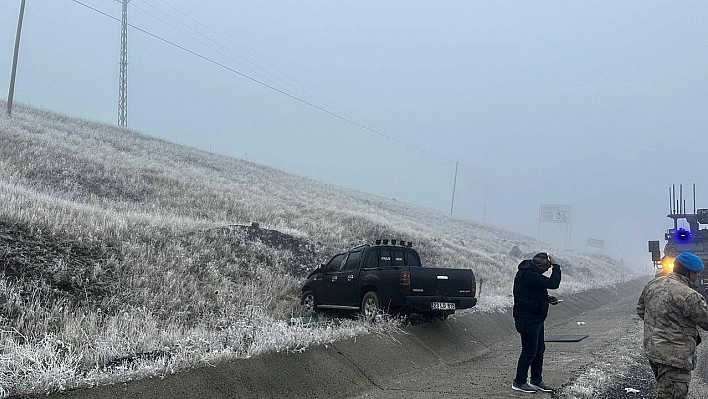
[431,302,455,310]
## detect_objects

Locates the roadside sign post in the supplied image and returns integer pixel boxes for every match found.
[586,238,605,252]
[538,204,572,249]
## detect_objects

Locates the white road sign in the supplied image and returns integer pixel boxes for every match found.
[539,204,571,223]
[587,238,605,249]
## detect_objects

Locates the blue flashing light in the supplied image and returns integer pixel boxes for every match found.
[675,228,691,242]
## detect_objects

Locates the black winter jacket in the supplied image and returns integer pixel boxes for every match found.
[512,260,561,323]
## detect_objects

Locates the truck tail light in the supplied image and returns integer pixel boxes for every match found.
[471,280,476,297]
[400,271,410,295]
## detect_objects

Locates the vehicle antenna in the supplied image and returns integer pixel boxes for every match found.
[669,186,673,214]
[672,185,678,229]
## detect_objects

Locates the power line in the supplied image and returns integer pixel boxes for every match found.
[142,1,492,187]
[459,163,489,184]
[129,1,305,101]
[79,0,499,222]
[133,0,447,183]
[132,0,333,112]
[70,0,461,166]
[152,0,359,123]
[134,0,422,173]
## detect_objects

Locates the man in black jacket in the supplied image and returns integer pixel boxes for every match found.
[511,252,562,393]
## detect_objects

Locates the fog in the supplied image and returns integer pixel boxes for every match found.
[2,0,707,269]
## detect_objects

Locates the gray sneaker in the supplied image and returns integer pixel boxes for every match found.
[512,381,538,393]
[528,381,553,392]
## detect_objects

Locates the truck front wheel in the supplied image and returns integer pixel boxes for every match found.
[361,291,380,322]
[301,290,317,313]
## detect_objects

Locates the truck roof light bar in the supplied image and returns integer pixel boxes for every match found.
[374,240,413,247]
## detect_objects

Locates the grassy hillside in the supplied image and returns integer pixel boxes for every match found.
[0,103,634,396]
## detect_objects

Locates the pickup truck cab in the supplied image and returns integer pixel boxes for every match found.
[301,241,477,320]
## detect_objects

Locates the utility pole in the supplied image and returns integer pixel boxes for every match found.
[450,161,458,215]
[483,184,488,224]
[118,0,130,127]
[6,0,26,117]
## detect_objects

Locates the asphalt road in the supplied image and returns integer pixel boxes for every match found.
[353,293,649,399]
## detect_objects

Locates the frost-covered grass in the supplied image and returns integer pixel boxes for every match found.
[0,103,637,397]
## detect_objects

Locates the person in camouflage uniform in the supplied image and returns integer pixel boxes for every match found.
[637,252,708,399]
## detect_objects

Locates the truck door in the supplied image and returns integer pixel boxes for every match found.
[337,250,362,307]
[320,251,362,307]
[364,248,403,310]
[316,254,345,305]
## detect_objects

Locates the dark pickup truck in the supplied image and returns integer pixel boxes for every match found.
[301,241,477,320]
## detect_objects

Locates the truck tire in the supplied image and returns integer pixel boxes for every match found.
[300,290,317,313]
[361,291,380,322]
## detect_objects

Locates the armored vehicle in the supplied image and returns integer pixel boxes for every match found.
[649,184,708,300]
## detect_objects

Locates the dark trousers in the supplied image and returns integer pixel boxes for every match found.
[650,361,691,399]
[514,320,545,385]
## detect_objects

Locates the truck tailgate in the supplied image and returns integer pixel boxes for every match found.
[409,267,475,297]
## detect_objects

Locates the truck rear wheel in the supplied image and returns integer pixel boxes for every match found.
[361,291,380,322]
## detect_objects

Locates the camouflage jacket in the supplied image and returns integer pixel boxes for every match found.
[637,273,708,370]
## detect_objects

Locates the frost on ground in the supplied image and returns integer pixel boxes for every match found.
[558,318,650,399]
[558,306,708,399]
[0,104,639,397]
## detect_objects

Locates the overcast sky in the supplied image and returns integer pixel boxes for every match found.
[1,0,707,268]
